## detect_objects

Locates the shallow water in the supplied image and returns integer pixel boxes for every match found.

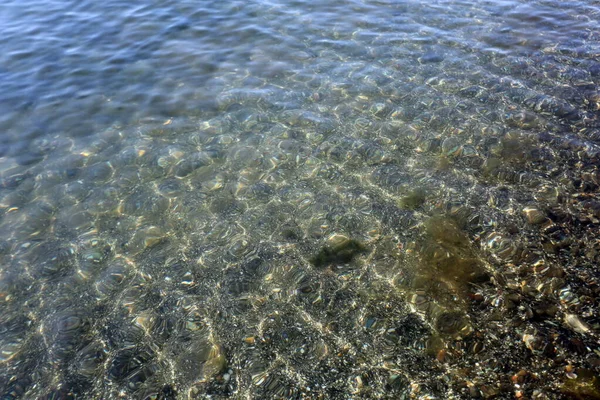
[1,0,600,398]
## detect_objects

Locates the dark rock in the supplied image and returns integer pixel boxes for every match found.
[419,52,444,64]
[310,234,367,268]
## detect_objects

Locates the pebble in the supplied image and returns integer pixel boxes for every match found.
[523,207,547,224]
[419,52,444,63]
[565,314,590,334]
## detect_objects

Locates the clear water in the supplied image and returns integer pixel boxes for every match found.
[1,0,600,398]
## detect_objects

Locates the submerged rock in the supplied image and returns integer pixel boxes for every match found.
[419,52,444,64]
[310,234,367,268]
[176,340,226,383]
[523,206,547,225]
[564,314,591,334]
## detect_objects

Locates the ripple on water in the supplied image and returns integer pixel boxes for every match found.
[2,0,600,397]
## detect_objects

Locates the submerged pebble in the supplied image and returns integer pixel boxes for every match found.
[564,314,591,334]
[523,206,547,225]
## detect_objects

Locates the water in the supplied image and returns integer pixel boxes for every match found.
[1,0,600,398]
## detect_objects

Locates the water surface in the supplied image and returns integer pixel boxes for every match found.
[1,0,600,398]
